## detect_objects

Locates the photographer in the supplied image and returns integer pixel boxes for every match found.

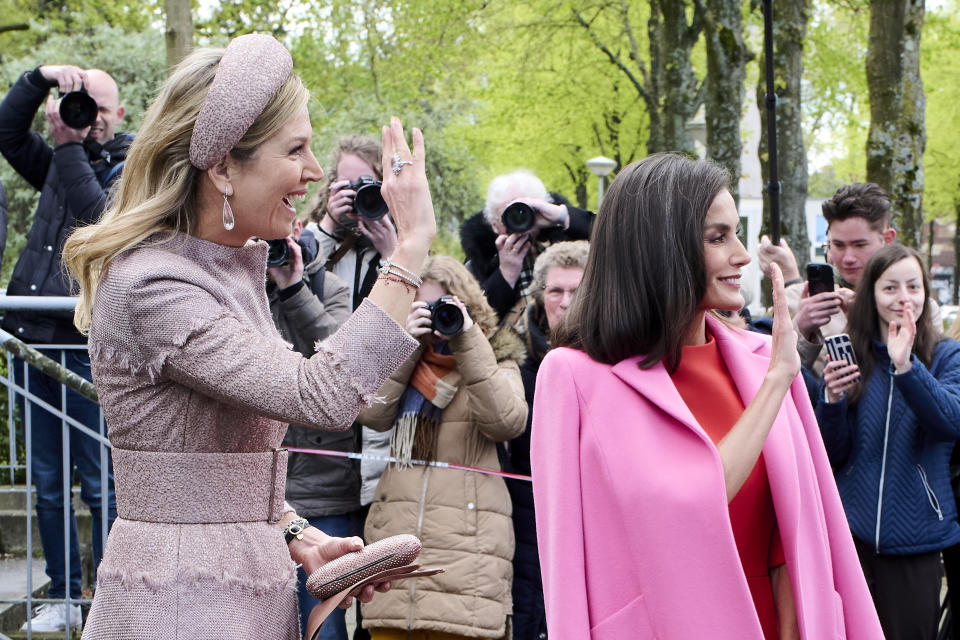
[358,255,527,640]
[0,64,129,632]
[265,220,358,639]
[460,169,594,326]
[308,135,396,311]
[305,135,396,640]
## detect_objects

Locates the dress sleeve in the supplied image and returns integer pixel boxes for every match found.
[532,350,593,637]
[128,275,418,431]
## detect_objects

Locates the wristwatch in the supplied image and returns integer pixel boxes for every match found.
[282,517,312,545]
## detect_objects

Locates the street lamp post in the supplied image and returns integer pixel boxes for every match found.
[585,156,617,210]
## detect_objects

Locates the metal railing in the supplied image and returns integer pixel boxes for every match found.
[0,295,108,639]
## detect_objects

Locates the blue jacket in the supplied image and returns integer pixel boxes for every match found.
[816,337,960,555]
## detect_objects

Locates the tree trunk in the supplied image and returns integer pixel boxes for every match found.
[570,2,702,157]
[756,0,810,270]
[164,0,193,71]
[650,0,701,155]
[699,0,750,205]
[866,0,925,248]
[953,196,960,305]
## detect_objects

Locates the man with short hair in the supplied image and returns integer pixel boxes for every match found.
[759,183,936,375]
[0,63,129,632]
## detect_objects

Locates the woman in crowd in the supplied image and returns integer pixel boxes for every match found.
[532,153,882,639]
[358,255,527,640]
[62,34,435,639]
[817,244,960,640]
[505,240,588,640]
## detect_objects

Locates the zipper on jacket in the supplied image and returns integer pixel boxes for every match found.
[917,464,945,521]
[875,382,894,553]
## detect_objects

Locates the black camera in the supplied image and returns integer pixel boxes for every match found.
[344,175,388,220]
[501,201,536,234]
[266,239,293,267]
[57,86,98,130]
[427,295,466,336]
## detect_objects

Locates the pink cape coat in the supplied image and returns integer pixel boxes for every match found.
[531,314,883,639]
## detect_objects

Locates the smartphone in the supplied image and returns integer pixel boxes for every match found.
[807,263,835,296]
[824,333,858,367]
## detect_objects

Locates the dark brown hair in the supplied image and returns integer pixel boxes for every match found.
[821,183,892,232]
[846,244,941,404]
[552,153,730,372]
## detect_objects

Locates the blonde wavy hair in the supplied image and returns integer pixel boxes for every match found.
[63,47,309,333]
[420,255,498,334]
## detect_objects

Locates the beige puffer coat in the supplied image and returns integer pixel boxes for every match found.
[359,324,528,638]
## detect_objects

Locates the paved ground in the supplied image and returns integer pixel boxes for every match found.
[0,556,51,636]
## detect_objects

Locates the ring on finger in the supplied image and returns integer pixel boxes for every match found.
[391,153,414,176]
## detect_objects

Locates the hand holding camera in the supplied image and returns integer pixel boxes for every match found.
[405,296,472,340]
[266,237,305,289]
[495,233,531,288]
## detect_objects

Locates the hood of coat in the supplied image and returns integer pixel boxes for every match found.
[488,324,527,364]
[460,210,498,267]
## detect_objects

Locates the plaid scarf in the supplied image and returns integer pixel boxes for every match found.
[390,343,459,469]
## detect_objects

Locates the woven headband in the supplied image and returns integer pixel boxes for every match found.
[189,34,293,170]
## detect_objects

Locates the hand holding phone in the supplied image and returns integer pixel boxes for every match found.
[823,333,861,402]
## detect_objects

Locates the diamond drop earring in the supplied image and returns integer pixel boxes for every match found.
[222,191,235,231]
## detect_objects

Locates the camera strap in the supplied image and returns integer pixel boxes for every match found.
[324,232,359,271]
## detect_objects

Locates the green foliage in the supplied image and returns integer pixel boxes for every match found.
[0,25,166,285]
[922,2,960,222]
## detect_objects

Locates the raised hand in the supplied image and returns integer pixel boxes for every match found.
[887,301,917,373]
[379,118,435,256]
[767,263,801,384]
[758,235,801,282]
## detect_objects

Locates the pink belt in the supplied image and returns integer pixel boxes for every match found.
[112,447,287,524]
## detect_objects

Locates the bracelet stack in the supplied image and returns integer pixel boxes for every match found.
[378,259,423,291]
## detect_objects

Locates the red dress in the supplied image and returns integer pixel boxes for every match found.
[671,331,785,640]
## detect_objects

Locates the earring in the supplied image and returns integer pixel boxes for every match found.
[222,191,235,231]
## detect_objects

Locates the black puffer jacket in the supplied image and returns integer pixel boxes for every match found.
[0,67,133,343]
[0,180,7,267]
[460,205,594,320]
[500,301,551,639]
[267,258,363,517]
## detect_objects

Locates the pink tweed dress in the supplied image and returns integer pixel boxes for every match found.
[80,233,417,639]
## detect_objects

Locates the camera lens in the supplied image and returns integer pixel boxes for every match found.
[354,183,388,220]
[266,239,290,267]
[58,90,98,130]
[430,298,465,336]
[501,202,536,234]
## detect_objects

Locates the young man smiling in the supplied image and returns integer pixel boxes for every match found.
[761,183,939,375]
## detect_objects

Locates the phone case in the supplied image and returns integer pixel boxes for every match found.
[824,333,858,366]
[807,263,835,296]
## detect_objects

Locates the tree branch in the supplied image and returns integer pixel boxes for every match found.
[571,7,650,104]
